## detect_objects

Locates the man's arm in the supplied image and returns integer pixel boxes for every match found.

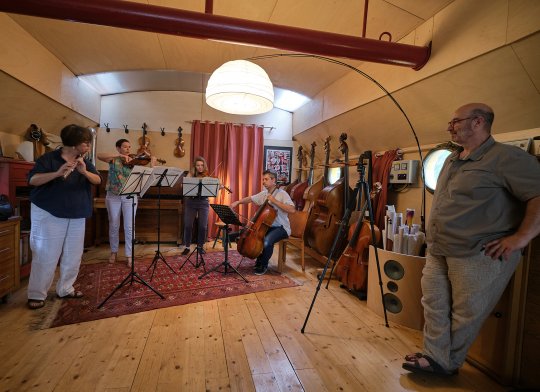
[484,195,540,260]
[231,196,253,209]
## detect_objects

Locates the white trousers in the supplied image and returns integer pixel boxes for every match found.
[27,203,86,300]
[422,250,521,371]
[106,193,137,257]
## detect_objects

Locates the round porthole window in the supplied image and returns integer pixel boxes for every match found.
[423,142,460,193]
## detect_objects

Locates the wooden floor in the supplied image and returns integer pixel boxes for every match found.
[0,242,509,392]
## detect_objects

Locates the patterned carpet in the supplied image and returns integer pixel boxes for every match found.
[48,250,299,328]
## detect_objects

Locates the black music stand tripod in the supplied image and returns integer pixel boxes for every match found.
[178,177,219,273]
[198,204,248,282]
[300,153,388,332]
[98,168,164,308]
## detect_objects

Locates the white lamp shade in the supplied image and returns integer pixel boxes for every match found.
[206,60,274,115]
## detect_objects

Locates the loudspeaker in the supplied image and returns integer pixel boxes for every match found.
[367,246,425,330]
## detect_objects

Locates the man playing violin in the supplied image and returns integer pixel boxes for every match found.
[231,170,296,275]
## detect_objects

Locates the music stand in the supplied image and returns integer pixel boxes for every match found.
[198,204,248,282]
[98,166,164,308]
[178,177,219,273]
[145,167,187,280]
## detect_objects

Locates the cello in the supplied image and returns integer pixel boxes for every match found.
[304,133,352,259]
[334,174,382,293]
[237,189,278,259]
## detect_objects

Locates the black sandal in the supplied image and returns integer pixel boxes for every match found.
[57,290,84,299]
[27,299,45,310]
[402,354,457,376]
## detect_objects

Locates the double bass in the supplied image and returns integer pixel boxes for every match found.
[284,145,304,195]
[288,146,309,209]
[237,189,278,259]
[304,133,352,259]
[302,141,323,212]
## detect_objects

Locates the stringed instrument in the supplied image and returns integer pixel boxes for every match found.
[335,164,382,293]
[237,189,278,259]
[174,126,186,158]
[284,145,304,194]
[137,122,151,156]
[304,133,352,259]
[290,144,312,211]
[302,140,324,212]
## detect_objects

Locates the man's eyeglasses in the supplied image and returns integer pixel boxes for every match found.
[448,116,476,128]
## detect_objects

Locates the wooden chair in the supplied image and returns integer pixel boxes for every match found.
[278,210,308,273]
[212,221,231,249]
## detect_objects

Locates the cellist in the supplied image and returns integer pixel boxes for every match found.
[231,170,296,275]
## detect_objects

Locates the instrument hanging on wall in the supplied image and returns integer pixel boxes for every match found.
[302,140,324,213]
[174,126,186,158]
[285,145,306,196]
[237,188,278,259]
[137,122,151,156]
[304,133,352,260]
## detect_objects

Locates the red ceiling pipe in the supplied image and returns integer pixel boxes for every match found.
[0,0,431,70]
[205,0,213,14]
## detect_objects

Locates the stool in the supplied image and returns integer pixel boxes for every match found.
[212,221,231,248]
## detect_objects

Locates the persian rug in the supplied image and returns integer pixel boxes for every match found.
[46,251,299,328]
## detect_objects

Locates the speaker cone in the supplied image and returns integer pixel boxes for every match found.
[383,293,403,314]
[384,260,405,280]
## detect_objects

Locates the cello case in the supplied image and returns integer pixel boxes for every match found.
[304,133,352,259]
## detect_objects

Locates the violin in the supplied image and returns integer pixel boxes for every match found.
[237,188,278,259]
[137,123,151,156]
[174,126,186,158]
[121,154,166,168]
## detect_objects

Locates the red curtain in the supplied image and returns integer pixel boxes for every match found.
[372,149,399,232]
[191,120,264,238]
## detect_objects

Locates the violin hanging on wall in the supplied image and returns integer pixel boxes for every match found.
[285,145,304,195]
[174,126,185,158]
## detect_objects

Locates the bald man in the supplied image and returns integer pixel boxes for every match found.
[403,103,540,376]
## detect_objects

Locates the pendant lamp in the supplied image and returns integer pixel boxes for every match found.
[205,60,274,115]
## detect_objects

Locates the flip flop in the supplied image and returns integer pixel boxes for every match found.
[402,354,457,376]
[57,290,84,299]
[27,299,45,310]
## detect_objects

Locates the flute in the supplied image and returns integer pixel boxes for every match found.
[63,154,82,180]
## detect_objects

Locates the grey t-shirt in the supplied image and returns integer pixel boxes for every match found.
[427,136,540,257]
[251,188,294,236]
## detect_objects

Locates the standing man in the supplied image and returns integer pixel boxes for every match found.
[403,103,540,375]
[231,170,295,275]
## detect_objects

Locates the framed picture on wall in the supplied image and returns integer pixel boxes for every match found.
[263,146,293,184]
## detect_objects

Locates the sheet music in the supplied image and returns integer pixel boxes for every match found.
[119,165,153,196]
[183,177,220,197]
[140,166,188,195]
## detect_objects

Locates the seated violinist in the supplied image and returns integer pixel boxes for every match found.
[231,170,296,275]
[97,138,156,266]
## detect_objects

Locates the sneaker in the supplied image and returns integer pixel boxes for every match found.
[254,265,268,275]
[253,261,262,270]
[181,247,190,255]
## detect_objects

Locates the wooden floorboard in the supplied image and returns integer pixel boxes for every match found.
[0,242,510,392]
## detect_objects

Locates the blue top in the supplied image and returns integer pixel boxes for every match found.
[29,149,100,219]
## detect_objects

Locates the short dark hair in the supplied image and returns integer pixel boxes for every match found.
[471,108,494,127]
[115,138,130,148]
[60,124,92,147]
[263,170,277,180]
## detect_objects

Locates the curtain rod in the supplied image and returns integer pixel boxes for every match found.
[187,120,274,130]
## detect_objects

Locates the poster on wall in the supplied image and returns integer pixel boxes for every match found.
[263,146,293,184]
